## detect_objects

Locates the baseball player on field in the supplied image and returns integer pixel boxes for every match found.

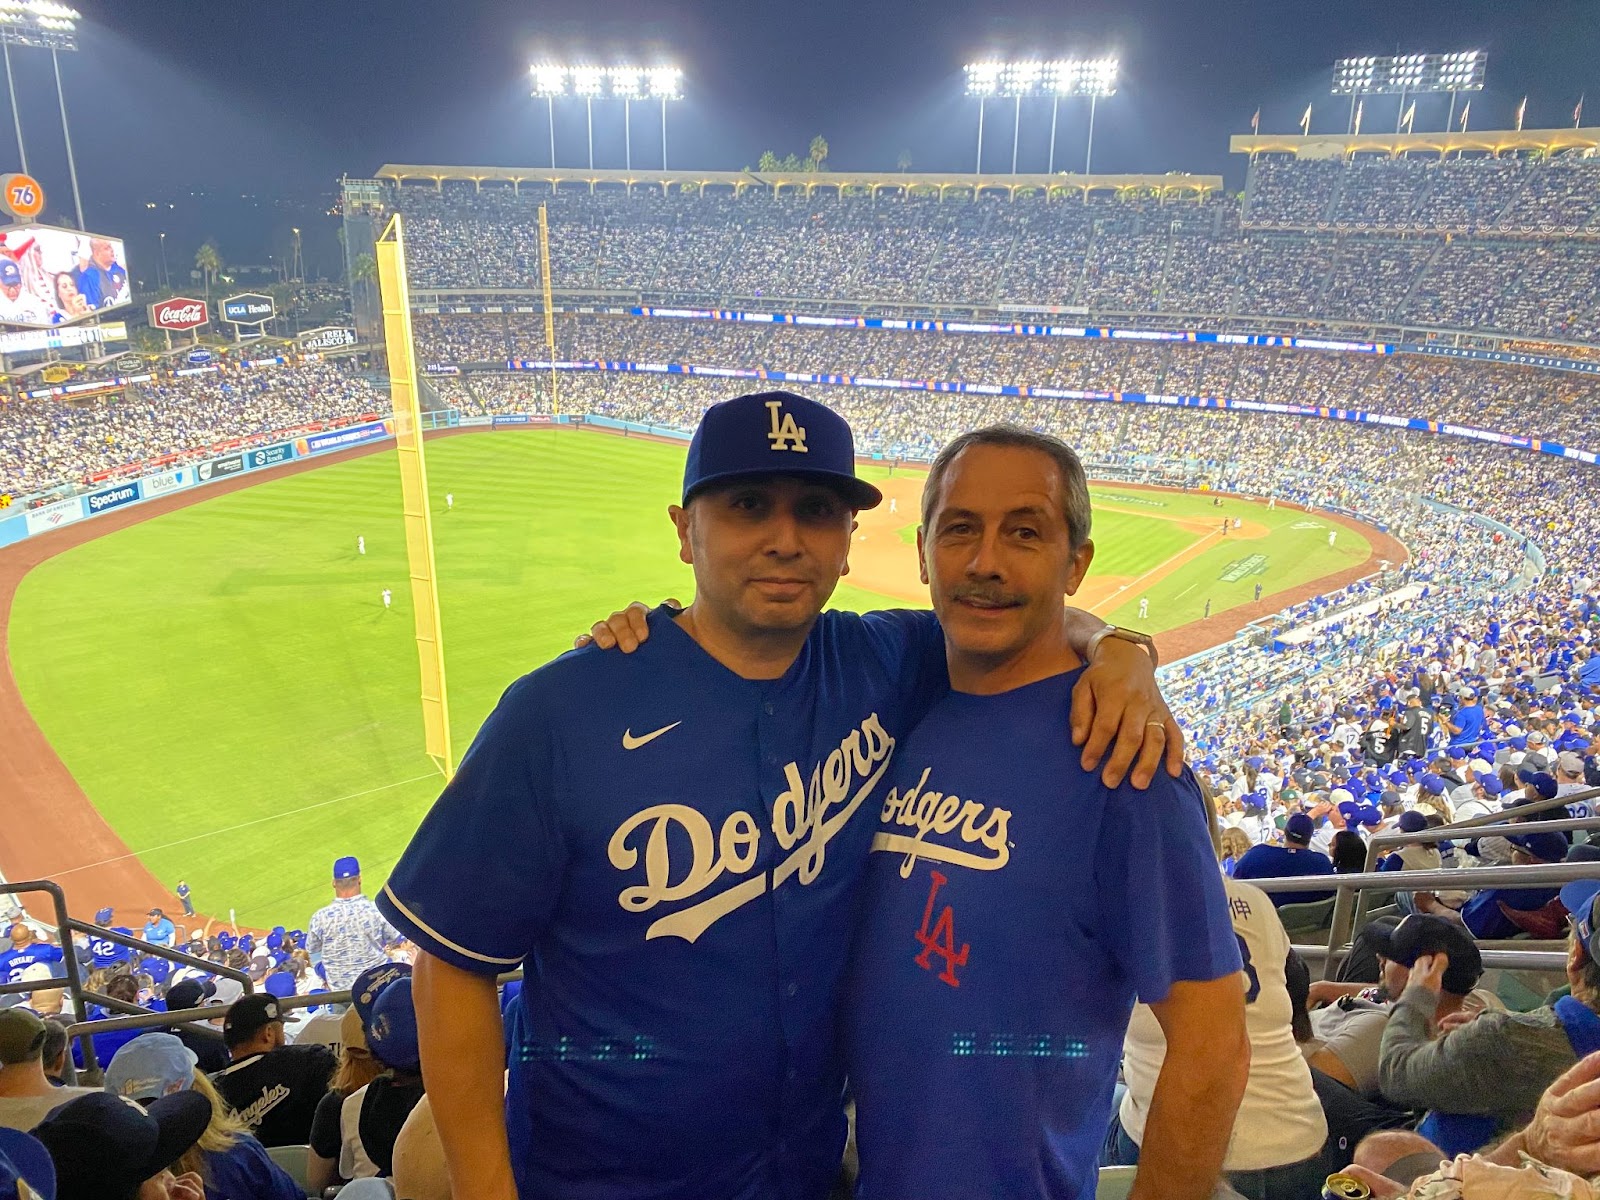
[377,391,1176,1200]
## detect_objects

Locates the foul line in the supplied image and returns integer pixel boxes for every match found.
[46,773,439,879]
[1089,531,1223,616]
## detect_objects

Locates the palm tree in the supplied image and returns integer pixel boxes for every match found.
[897,149,913,172]
[807,135,829,172]
[194,242,222,301]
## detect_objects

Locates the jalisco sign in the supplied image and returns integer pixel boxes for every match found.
[148,297,209,331]
[299,326,356,351]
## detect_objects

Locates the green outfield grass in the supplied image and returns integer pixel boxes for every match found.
[7,434,1367,924]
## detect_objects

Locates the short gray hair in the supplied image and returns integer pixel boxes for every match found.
[920,424,1092,551]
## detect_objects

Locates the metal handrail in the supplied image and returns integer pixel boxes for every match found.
[1248,860,1600,979]
[1292,944,1569,972]
[0,881,97,1072]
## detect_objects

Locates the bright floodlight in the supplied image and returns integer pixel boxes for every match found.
[964,61,1003,97]
[609,67,643,99]
[1332,51,1485,95]
[966,56,1118,98]
[530,64,567,97]
[0,0,79,50]
[646,66,682,100]
[571,66,605,97]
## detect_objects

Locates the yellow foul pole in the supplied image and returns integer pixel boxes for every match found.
[538,203,559,415]
[375,213,454,779]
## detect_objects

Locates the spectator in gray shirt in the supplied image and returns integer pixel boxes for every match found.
[1372,879,1600,1158]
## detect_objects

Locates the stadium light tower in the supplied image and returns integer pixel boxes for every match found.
[610,68,642,172]
[648,66,682,171]
[571,66,605,171]
[0,1,84,229]
[531,64,566,169]
[1331,51,1485,134]
[965,56,1118,176]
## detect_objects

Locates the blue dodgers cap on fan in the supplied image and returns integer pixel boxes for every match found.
[1508,831,1569,863]
[93,908,112,926]
[0,260,20,287]
[681,391,882,510]
[104,1033,197,1103]
[351,961,411,1027]
[366,975,420,1073]
[0,1127,55,1200]
[1562,879,1600,957]
[333,856,360,881]
[1284,813,1315,843]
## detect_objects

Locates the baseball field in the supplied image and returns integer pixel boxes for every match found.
[5,429,1378,927]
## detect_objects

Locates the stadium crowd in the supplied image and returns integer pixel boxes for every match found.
[389,155,1600,342]
[415,314,1600,452]
[0,361,382,498]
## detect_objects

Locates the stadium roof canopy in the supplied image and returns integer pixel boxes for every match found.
[373,164,1222,200]
[1231,126,1600,160]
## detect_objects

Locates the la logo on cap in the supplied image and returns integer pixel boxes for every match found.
[765,399,807,453]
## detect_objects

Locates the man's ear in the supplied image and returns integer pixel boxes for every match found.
[841,516,859,577]
[916,526,929,585]
[668,504,693,567]
[1064,539,1095,596]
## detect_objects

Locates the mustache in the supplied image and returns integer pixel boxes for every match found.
[948,583,1027,608]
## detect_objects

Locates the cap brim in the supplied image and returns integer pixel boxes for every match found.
[0,1127,55,1200]
[1367,922,1400,963]
[684,468,882,511]
[142,1091,212,1179]
[1561,879,1600,927]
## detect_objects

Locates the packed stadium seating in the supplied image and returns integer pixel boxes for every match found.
[388,155,1600,342]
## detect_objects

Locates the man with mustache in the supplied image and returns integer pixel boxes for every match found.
[378,393,1178,1200]
[845,426,1247,1200]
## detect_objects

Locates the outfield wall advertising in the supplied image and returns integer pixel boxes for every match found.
[297,420,391,456]
[23,498,83,536]
[85,483,140,514]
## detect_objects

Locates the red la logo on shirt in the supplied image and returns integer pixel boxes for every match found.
[914,870,969,987]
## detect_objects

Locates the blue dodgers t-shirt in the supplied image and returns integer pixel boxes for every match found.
[379,606,945,1200]
[1449,704,1487,748]
[1229,844,1337,905]
[846,671,1240,1200]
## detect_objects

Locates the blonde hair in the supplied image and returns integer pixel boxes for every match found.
[175,1068,250,1180]
[1219,827,1253,864]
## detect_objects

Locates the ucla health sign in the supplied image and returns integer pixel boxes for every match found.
[221,293,276,325]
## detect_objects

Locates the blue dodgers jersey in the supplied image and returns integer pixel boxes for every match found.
[379,605,944,1200]
[846,671,1240,1200]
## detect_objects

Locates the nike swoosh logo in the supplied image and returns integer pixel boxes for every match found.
[622,722,682,750]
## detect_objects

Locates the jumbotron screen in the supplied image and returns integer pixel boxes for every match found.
[0,223,131,328]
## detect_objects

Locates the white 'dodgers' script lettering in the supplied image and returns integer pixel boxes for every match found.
[872,766,1012,877]
[607,713,896,943]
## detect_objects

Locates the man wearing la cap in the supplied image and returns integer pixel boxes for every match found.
[380,392,1178,1200]
[34,1090,211,1200]
[209,993,335,1147]
[1374,883,1600,1157]
[307,857,397,994]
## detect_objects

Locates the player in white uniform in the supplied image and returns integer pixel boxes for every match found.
[1328,530,1337,547]
[381,588,392,610]
[446,494,454,510]
[358,536,366,555]
[1139,596,1149,620]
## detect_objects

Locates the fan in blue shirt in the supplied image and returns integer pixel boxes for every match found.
[1229,814,1337,906]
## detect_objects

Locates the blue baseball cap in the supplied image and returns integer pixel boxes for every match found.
[367,975,420,1073]
[93,908,112,926]
[681,391,881,510]
[0,260,21,287]
[0,1127,55,1200]
[1285,813,1315,843]
[1562,879,1600,957]
[263,971,296,999]
[1508,831,1569,863]
[333,856,360,880]
[104,1032,197,1103]
[1398,810,1429,834]
[351,961,411,1027]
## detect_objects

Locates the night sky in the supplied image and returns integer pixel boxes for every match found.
[15,0,1598,277]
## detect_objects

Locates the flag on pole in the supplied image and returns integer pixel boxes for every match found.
[1300,103,1312,135]
[1459,100,1469,132]
[1354,99,1364,135]
[1515,96,1527,132]
[1402,102,1416,134]
[1251,107,1260,134]
[1576,95,1585,128]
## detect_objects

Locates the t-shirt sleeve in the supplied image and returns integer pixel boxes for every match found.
[309,1089,343,1160]
[377,673,569,976]
[1095,767,1243,1004]
[858,609,948,722]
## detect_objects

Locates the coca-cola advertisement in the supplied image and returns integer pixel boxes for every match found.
[149,297,209,331]
[0,223,131,328]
